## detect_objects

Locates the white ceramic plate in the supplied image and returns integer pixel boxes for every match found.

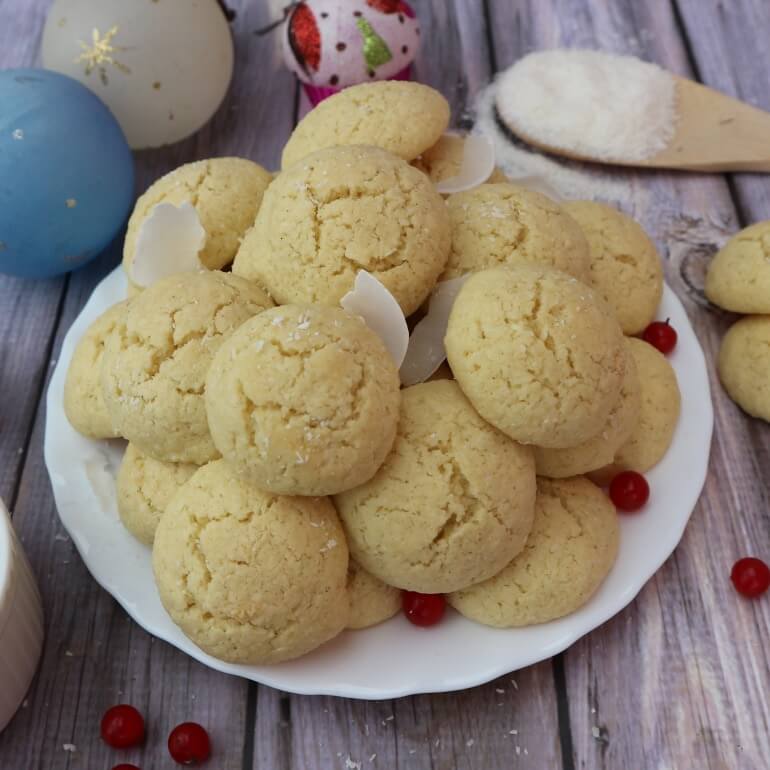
[45,268,713,699]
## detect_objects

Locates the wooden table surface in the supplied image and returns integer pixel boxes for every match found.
[1,0,769,768]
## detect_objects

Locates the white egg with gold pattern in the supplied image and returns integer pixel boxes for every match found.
[41,0,234,149]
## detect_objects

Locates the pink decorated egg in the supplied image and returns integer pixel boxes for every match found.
[282,0,420,104]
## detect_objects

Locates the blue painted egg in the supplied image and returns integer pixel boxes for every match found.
[0,69,134,278]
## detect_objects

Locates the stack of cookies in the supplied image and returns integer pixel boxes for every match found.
[63,81,681,665]
[705,224,770,423]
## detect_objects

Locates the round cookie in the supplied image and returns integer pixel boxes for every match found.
[280,81,449,169]
[116,443,197,545]
[533,341,641,478]
[205,304,401,496]
[448,476,619,627]
[101,271,273,464]
[63,300,129,439]
[233,144,451,316]
[123,158,273,288]
[718,315,770,421]
[563,200,663,335]
[334,380,536,594]
[346,560,401,631]
[441,183,591,282]
[705,222,770,313]
[445,265,626,449]
[152,460,349,665]
[591,337,681,481]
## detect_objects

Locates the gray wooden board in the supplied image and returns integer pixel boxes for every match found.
[0,0,768,768]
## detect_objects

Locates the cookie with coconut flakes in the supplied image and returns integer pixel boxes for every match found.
[533,340,640,478]
[448,476,619,627]
[153,459,349,665]
[101,271,273,464]
[440,183,591,282]
[334,380,536,594]
[591,337,680,482]
[116,443,198,545]
[205,304,401,496]
[123,158,272,291]
[63,300,129,439]
[563,200,663,335]
[281,81,449,168]
[705,222,770,313]
[446,265,626,449]
[233,144,451,316]
[346,560,401,630]
[718,315,770,422]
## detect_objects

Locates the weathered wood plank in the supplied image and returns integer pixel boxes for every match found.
[0,1,294,767]
[485,1,770,769]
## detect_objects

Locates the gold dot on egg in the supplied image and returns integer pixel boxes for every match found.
[57,17,66,27]
[65,198,77,208]
[153,81,161,90]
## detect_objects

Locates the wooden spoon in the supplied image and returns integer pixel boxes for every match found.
[509,77,770,173]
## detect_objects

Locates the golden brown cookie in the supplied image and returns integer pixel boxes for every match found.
[123,158,273,290]
[441,183,591,282]
[205,304,401,496]
[101,271,273,464]
[281,81,450,168]
[448,477,619,627]
[335,380,536,594]
[63,300,129,439]
[718,315,770,421]
[445,265,626,449]
[233,144,451,316]
[533,341,641,477]
[705,222,770,313]
[116,443,197,545]
[346,560,401,630]
[152,460,349,664]
[563,200,663,335]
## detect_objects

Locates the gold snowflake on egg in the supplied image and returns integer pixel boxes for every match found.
[75,26,130,85]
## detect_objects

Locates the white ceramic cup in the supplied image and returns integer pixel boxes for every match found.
[0,498,43,732]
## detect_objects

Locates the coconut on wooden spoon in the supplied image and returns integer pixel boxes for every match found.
[496,49,770,173]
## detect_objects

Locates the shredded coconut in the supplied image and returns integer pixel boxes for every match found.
[496,49,677,162]
[472,83,628,203]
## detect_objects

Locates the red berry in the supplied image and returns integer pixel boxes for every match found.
[112,765,141,770]
[402,591,446,626]
[168,722,211,765]
[100,705,145,749]
[730,557,770,598]
[642,320,678,355]
[609,471,650,512]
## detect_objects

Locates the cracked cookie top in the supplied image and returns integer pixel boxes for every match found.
[232,144,451,316]
[205,304,401,497]
[446,264,626,450]
[64,299,129,439]
[101,271,273,464]
[152,459,349,665]
[563,200,663,335]
[116,443,198,546]
[705,221,770,314]
[122,157,273,288]
[448,476,619,627]
[334,380,536,594]
[441,183,591,282]
[280,81,450,169]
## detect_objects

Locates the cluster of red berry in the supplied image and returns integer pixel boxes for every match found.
[101,705,210,768]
